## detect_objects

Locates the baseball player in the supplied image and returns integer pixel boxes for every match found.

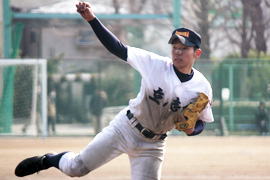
[15,2,214,180]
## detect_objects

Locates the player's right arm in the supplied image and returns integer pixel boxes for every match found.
[76,2,128,61]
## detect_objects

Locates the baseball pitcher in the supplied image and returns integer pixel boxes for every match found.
[15,2,214,180]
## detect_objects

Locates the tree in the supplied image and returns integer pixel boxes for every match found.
[181,0,213,60]
[211,0,270,98]
[248,0,267,58]
[213,0,269,58]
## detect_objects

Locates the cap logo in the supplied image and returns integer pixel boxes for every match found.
[175,31,190,38]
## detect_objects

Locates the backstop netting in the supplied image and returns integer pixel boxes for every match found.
[0,59,47,138]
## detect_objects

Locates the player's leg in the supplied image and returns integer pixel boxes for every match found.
[259,124,264,135]
[51,117,56,134]
[129,152,164,180]
[128,140,166,180]
[47,117,52,133]
[15,114,126,177]
[262,123,268,135]
[59,122,126,177]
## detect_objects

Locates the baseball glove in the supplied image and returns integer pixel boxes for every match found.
[175,92,209,131]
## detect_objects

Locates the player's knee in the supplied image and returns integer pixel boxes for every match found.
[59,152,90,177]
[68,164,90,177]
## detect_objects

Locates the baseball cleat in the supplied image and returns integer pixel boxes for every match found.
[15,153,55,177]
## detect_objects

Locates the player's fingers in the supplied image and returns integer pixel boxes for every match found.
[82,3,92,14]
[81,2,90,12]
[76,2,83,8]
[85,2,90,8]
[76,3,82,11]
[75,2,95,21]
[76,7,83,14]
[76,9,82,14]
[76,2,87,12]
[82,2,86,11]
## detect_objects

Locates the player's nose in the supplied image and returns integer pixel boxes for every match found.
[174,49,182,55]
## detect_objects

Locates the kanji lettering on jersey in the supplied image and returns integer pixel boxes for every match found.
[149,87,164,105]
[170,97,181,112]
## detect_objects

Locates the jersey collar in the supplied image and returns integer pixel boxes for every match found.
[173,65,194,82]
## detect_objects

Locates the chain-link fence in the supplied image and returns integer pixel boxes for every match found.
[4,58,270,136]
[195,59,270,136]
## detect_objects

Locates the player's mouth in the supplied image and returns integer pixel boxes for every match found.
[174,58,183,62]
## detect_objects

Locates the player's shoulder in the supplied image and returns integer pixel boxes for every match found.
[193,68,211,86]
[127,46,171,63]
[192,68,213,101]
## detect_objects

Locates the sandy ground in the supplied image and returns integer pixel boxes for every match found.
[1,136,270,180]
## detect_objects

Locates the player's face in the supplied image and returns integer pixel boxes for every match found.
[171,39,201,74]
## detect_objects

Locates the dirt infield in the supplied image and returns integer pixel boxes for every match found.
[1,136,270,180]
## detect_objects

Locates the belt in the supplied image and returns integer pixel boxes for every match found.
[126,110,167,140]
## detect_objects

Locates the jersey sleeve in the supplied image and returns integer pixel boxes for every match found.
[198,87,214,123]
[126,46,171,80]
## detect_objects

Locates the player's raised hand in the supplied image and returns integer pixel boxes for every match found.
[76,2,95,21]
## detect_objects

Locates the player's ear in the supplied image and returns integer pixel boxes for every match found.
[194,48,201,58]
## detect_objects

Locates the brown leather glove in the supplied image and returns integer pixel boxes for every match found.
[175,93,209,131]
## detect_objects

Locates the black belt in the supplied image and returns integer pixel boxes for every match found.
[126,110,167,140]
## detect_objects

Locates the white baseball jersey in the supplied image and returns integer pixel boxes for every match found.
[127,46,214,134]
